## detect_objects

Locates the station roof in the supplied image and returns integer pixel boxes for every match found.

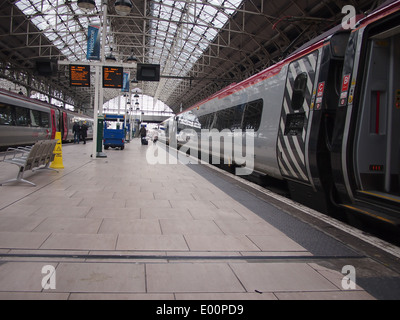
[0,0,385,114]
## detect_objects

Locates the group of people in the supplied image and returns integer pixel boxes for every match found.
[72,121,88,144]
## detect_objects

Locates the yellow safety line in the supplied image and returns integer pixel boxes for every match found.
[358,190,400,203]
[342,204,396,225]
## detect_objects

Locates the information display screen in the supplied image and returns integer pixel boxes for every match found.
[137,63,160,81]
[103,66,123,88]
[70,65,90,87]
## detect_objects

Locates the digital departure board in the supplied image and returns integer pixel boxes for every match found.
[103,66,123,88]
[69,65,90,87]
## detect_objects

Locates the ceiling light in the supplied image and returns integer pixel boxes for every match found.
[105,48,117,61]
[127,49,138,63]
[77,0,95,12]
[115,0,133,16]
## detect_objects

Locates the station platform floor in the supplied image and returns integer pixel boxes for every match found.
[0,139,399,300]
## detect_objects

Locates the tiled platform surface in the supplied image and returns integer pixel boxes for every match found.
[0,139,397,300]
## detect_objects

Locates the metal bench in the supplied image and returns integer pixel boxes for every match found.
[0,140,58,186]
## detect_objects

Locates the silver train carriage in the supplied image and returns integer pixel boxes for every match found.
[160,0,400,231]
[0,89,93,149]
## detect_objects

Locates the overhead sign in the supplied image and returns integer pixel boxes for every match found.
[103,66,123,88]
[69,64,90,87]
[87,25,101,61]
[122,72,130,92]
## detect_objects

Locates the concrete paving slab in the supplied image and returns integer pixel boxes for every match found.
[53,262,145,293]
[69,293,174,300]
[0,261,56,292]
[78,197,126,208]
[0,231,50,249]
[33,217,102,234]
[98,218,162,235]
[0,204,41,217]
[85,207,140,219]
[160,219,224,235]
[116,234,189,251]
[126,199,171,209]
[229,262,339,292]
[0,216,46,232]
[146,263,245,293]
[141,207,193,220]
[26,196,84,207]
[184,235,260,252]
[114,191,154,200]
[214,219,286,236]
[247,235,307,252]
[70,190,116,199]
[30,205,91,218]
[188,207,245,221]
[40,233,117,251]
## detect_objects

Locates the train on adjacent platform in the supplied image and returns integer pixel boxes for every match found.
[160,0,400,234]
[0,88,93,149]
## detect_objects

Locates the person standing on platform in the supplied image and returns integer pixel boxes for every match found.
[73,121,81,144]
[81,121,88,144]
[139,125,147,145]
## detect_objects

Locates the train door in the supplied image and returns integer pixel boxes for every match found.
[354,28,400,202]
[332,12,400,228]
[62,111,68,140]
[277,51,319,184]
[50,109,57,139]
[306,32,351,215]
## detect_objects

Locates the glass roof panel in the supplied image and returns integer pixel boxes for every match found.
[148,0,243,79]
[15,0,108,61]
[14,0,244,107]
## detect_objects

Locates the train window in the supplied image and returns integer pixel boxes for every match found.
[0,104,14,125]
[292,72,308,110]
[216,107,235,131]
[210,113,218,129]
[204,113,214,129]
[197,100,263,131]
[330,31,351,58]
[243,99,263,131]
[41,112,50,128]
[30,110,40,127]
[15,107,30,126]
[231,104,245,130]
[198,114,210,129]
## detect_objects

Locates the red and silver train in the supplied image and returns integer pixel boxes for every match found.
[0,88,93,149]
[161,0,400,231]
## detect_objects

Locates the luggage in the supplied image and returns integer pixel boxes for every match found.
[141,137,148,145]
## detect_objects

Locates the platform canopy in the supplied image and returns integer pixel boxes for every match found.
[0,0,385,114]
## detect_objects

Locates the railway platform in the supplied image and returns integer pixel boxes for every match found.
[0,139,399,301]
